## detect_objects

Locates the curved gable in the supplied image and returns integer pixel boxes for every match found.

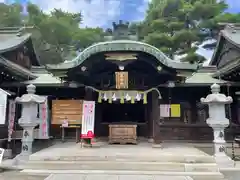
[47,40,197,70]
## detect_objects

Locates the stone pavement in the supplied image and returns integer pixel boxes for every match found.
[28,142,211,161]
[44,174,193,180]
[0,171,46,180]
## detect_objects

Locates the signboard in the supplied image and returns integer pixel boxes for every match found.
[81,101,95,139]
[38,96,50,139]
[0,90,8,125]
[160,104,170,117]
[62,119,69,127]
[170,104,181,117]
[51,100,83,124]
[0,148,4,164]
[115,71,128,89]
[8,100,16,142]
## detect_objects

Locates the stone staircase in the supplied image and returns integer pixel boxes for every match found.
[19,151,226,180]
[8,142,230,180]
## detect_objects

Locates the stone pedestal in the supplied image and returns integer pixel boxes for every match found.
[201,83,234,168]
[14,84,45,163]
[19,123,38,157]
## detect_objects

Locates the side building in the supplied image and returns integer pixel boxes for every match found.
[0,27,40,147]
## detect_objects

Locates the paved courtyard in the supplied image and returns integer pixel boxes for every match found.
[44,174,192,180]
[1,141,240,180]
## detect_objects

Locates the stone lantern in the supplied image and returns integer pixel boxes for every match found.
[15,84,45,159]
[201,83,234,168]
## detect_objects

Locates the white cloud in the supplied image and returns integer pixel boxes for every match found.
[30,0,121,27]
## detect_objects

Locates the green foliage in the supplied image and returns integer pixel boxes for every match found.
[0,1,239,65]
[0,2,103,65]
[140,0,238,63]
[0,3,22,27]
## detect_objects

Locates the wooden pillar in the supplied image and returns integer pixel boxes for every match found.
[152,91,161,145]
[94,103,102,136]
[236,95,240,124]
[147,94,153,142]
[84,88,93,100]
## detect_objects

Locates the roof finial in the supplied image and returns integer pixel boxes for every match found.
[211,83,220,94]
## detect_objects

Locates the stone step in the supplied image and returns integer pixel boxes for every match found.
[21,169,226,180]
[22,161,219,172]
[29,154,216,163]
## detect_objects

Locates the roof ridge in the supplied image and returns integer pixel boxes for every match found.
[223,24,240,33]
[0,26,35,35]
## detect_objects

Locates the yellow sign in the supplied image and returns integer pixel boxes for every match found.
[170,104,181,117]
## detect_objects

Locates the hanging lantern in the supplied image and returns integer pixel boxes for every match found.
[125,93,131,101]
[103,92,108,101]
[136,93,141,101]
[112,93,117,101]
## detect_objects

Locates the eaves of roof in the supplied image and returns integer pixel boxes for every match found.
[0,56,37,79]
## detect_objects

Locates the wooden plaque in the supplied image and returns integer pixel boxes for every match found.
[51,100,83,124]
[115,71,128,89]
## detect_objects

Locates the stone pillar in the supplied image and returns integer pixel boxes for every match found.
[201,83,234,168]
[152,91,161,148]
[14,84,45,161]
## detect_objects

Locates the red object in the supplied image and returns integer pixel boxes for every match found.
[81,131,94,139]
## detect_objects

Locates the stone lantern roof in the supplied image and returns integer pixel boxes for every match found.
[200,83,232,104]
[15,84,45,104]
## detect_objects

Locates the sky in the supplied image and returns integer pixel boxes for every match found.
[2,0,240,65]
[3,0,239,28]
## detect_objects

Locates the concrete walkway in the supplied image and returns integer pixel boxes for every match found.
[45,174,193,180]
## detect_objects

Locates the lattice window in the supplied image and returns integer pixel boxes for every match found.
[196,102,208,123]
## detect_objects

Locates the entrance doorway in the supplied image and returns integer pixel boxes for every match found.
[95,102,149,138]
[102,102,145,123]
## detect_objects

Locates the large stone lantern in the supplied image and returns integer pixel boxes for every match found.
[15,84,45,158]
[201,83,234,168]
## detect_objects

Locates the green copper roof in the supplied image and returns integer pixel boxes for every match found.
[221,25,240,46]
[185,72,226,84]
[0,31,31,53]
[24,71,224,85]
[210,24,240,65]
[0,56,37,79]
[24,73,62,85]
[46,40,198,71]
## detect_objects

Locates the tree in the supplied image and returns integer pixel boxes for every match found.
[140,0,235,63]
[0,3,22,27]
[0,2,104,65]
[73,27,104,50]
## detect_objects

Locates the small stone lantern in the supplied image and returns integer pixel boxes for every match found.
[15,84,45,159]
[201,83,234,168]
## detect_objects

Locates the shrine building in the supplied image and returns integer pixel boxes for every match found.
[0,22,240,147]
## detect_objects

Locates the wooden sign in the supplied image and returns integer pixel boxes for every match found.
[51,100,83,124]
[105,53,137,61]
[115,71,128,89]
